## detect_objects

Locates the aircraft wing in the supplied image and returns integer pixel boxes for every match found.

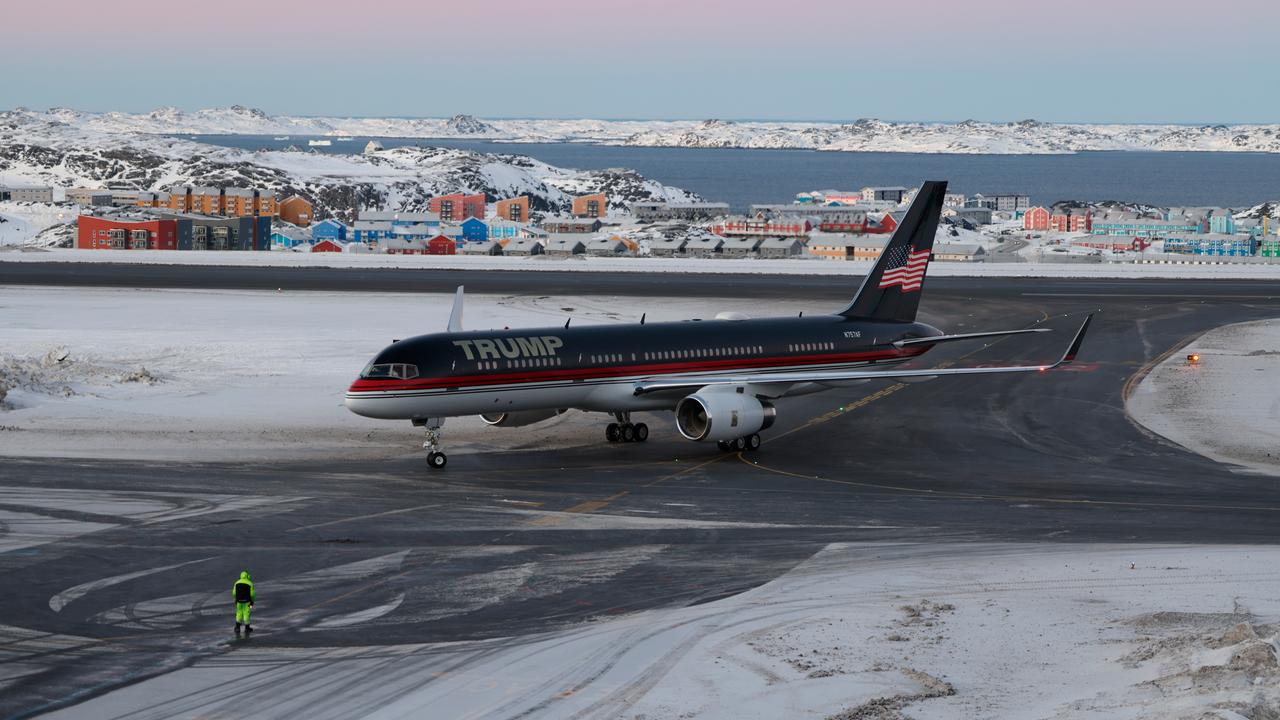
[633,315,1092,396]
[892,327,1050,348]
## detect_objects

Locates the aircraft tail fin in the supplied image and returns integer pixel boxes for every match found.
[838,180,947,323]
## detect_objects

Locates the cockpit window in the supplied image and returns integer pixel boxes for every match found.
[361,363,419,380]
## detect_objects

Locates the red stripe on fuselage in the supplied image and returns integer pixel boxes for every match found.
[347,346,929,393]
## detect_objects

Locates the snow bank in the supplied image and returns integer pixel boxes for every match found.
[42,543,1280,719]
[1127,318,1280,476]
[7,247,1280,279]
[0,203,76,246]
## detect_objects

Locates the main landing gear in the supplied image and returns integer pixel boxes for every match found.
[716,433,762,453]
[605,412,648,443]
[414,417,448,469]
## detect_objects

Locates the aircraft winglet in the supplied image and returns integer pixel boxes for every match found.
[447,286,464,332]
[1057,313,1093,366]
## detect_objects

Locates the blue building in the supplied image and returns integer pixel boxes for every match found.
[461,217,488,242]
[351,211,440,244]
[311,219,347,242]
[351,221,392,244]
[486,218,524,242]
[270,225,312,249]
[1208,214,1236,235]
[1164,233,1255,256]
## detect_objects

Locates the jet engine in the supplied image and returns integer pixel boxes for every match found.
[675,389,775,442]
[480,409,566,427]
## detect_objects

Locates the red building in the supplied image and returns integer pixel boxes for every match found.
[1072,237,1149,252]
[429,193,486,221]
[426,235,457,255]
[714,214,811,238]
[866,212,899,235]
[818,219,870,233]
[1051,210,1092,233]
[311,239,345,252]
[1023,206,1051,231]
[77,214,178,250]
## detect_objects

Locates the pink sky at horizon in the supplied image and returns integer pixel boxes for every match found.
[3,0,1276,122]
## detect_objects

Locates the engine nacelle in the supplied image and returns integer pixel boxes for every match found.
[480,409,565,427]
[675,389,775,442]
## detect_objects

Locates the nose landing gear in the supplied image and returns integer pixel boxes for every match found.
[605,412,648,443]
[414,417,448,469]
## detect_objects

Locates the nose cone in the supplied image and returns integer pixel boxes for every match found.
[344,379,407,420]
[344,380,376,417]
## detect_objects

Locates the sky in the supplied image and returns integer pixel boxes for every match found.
[2,0,1277,123]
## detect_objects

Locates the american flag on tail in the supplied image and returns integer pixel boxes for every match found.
[877,245,931,292]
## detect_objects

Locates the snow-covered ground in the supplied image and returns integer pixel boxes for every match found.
[0,203,76,246]
[0,114,697,222]
[0,286,805,461]
[7,246,1280,279]
[43,542,1280,719]
[13,107,1280,154]
[1128,318,1280,477]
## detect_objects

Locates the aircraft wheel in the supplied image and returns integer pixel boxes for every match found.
[621,424,637,443]
[716,440,732,452]
[732,437,747,452]
[606,423,621,443]
[633,423,649,442]
[427,451,448,469]
[746,433,762,451]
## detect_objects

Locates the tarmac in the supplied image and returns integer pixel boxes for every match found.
[2,263,1279,718]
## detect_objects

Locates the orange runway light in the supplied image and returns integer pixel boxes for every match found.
[1187,354,1201,364]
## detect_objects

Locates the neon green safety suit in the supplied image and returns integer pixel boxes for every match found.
[233,571,255,625]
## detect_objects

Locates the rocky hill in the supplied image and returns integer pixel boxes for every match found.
[7,106,1280,154]
[0,113,699,222]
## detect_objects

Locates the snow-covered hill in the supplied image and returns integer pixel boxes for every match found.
[0,113,698,222]
[9,107,1280,154]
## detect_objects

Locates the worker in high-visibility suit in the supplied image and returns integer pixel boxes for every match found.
[232,571,255,635]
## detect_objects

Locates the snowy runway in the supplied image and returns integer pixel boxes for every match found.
[0,285,801,460]
[39,543,1280,720]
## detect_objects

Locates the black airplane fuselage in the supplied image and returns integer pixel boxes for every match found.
[343,314,942,420]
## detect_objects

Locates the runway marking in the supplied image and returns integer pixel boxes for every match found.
[286,504,440,533]
[1024,293,1278,299]
[49,557,216,612]
[529,453,733,526]
[737,455,1280,513]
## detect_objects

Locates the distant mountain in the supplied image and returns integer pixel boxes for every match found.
[0,114,699,222]
[444,114,496,135]
[6,107,1280,154]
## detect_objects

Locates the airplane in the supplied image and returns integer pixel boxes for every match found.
[344,181,1091,469]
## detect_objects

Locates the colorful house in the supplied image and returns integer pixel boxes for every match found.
[485,218,524,242]
[1023,206,1051,232]
[271,224,312,250]
[460,217,488,242]
[572,193,607,218]
[311,219,348,242]
[1164,233,1254,256]
[427,235,457,255]
[279,195,313,227]
[77,214,178,250]
[495,196,529,222]
[429,193,486,221]
[1050,210,1091,233]
[311,239,346,253]
[1209,213,1237,235]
